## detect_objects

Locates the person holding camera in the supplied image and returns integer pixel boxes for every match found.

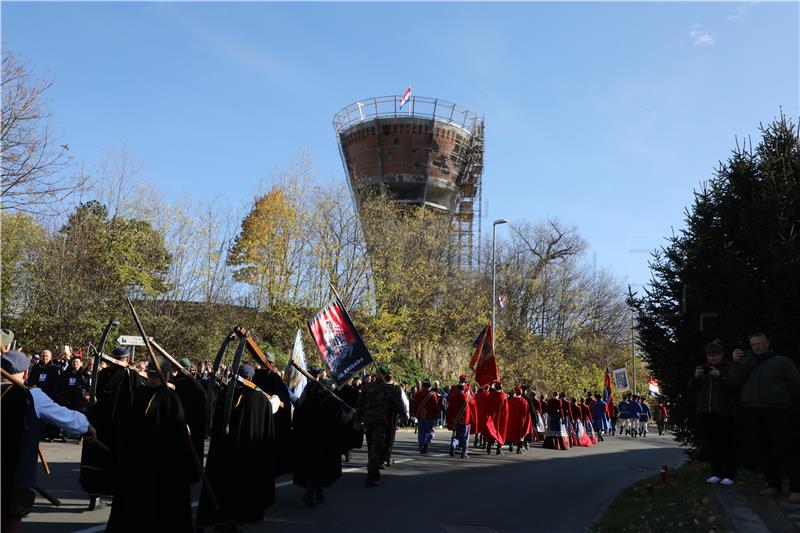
[730,333,800,501]
[689,340,739,486]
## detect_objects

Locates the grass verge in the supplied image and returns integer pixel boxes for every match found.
[592,460,733,533]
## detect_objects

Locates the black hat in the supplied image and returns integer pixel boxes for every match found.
[309,367,323,378]
[111,346,131,359]
[238,364,255,380]
[1,351,30,374]
[147,356,172,376]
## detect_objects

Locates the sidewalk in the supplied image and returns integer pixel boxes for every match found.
[712,480,800,533]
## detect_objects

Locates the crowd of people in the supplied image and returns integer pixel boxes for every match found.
[2,325,679,533]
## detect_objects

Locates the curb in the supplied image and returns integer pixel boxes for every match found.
[711,485,778,533]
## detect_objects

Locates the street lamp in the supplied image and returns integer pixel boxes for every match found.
[492,218,508,352]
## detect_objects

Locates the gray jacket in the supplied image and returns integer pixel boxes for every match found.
[729,351,800,409]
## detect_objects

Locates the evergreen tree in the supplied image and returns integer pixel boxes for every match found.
[631,113,800,445]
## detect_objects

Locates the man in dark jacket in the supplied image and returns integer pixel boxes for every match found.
[56,356,90,414]
[690,340,739,486]
[731,333,800,501]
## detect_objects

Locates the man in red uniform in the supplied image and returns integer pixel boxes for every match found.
[446,375,477,458]
[505,386,532,454]
[472,385,490,449]
[481,382,508,455]
[410,380,439,454]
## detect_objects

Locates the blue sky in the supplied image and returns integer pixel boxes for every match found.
[4,2,798,291]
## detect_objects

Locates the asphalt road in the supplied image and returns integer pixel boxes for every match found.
[25,428,684,533]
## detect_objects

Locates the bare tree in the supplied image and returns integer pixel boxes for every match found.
[1,51,86,212]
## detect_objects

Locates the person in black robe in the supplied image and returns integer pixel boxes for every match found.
[252,356,292,475]
[197,364,277,531]
[107,356,198,533]
[335,376,363,462]
[79,347,143,510]
[292,369,350,507]
[171,357,208,462]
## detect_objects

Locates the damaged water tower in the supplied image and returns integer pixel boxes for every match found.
[333,94,485,267]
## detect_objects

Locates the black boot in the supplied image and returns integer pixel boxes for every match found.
[315,488,325,502]
[516,444,522,454]
[486,442,492,455]
[449,447,455,457]
[302,488,316,507]
[496,443,503,455]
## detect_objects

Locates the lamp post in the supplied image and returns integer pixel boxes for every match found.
[492,219,508,352]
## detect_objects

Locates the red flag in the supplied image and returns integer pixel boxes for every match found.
[469,325,499,387]
[603,367,615,412]
[308,297,373,386]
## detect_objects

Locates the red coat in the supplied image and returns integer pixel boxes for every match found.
[560,399,572,419]
[446,389,477,429]
[411,389,439,420]
[474,389,490,434]
[481,389,508,444]
[532,397,543,414]
[505,395,532,442]
[581,403,593,421]
[545,398,564,417]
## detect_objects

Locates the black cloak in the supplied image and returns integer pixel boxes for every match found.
[196,382,276,526]
[106,384,198,533]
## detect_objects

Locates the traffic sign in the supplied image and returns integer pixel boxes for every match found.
[115,335,150,346]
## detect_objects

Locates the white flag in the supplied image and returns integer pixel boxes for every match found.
[285,329,308,398]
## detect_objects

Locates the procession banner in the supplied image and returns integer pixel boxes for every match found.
[284,329,308,398]
[603,367,615,411]
[469,325,499,387]
[612,367,630,390]
[308,298,373,386]
[648,377,660,397]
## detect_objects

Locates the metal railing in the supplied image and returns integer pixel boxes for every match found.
[333,95,481,134]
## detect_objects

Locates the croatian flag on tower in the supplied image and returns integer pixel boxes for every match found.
[399,86,412,109]
[498,294,506,310]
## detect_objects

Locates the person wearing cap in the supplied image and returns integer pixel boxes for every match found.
[292,366,350,506]
[170,356,207,462]
[80,345,144,511]
[107,356,199,533]
[481,382,509,455]
[446,376,477,458]
[253,351,293,477]
[357,368,406,487]
[56,356,90,415]
[411,380,439,454]
[2,350,95,531]
[197,364,279,528]
[505,386,532,454]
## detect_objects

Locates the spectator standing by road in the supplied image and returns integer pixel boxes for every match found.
[730,333,800,502]
[689,340,739,486]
